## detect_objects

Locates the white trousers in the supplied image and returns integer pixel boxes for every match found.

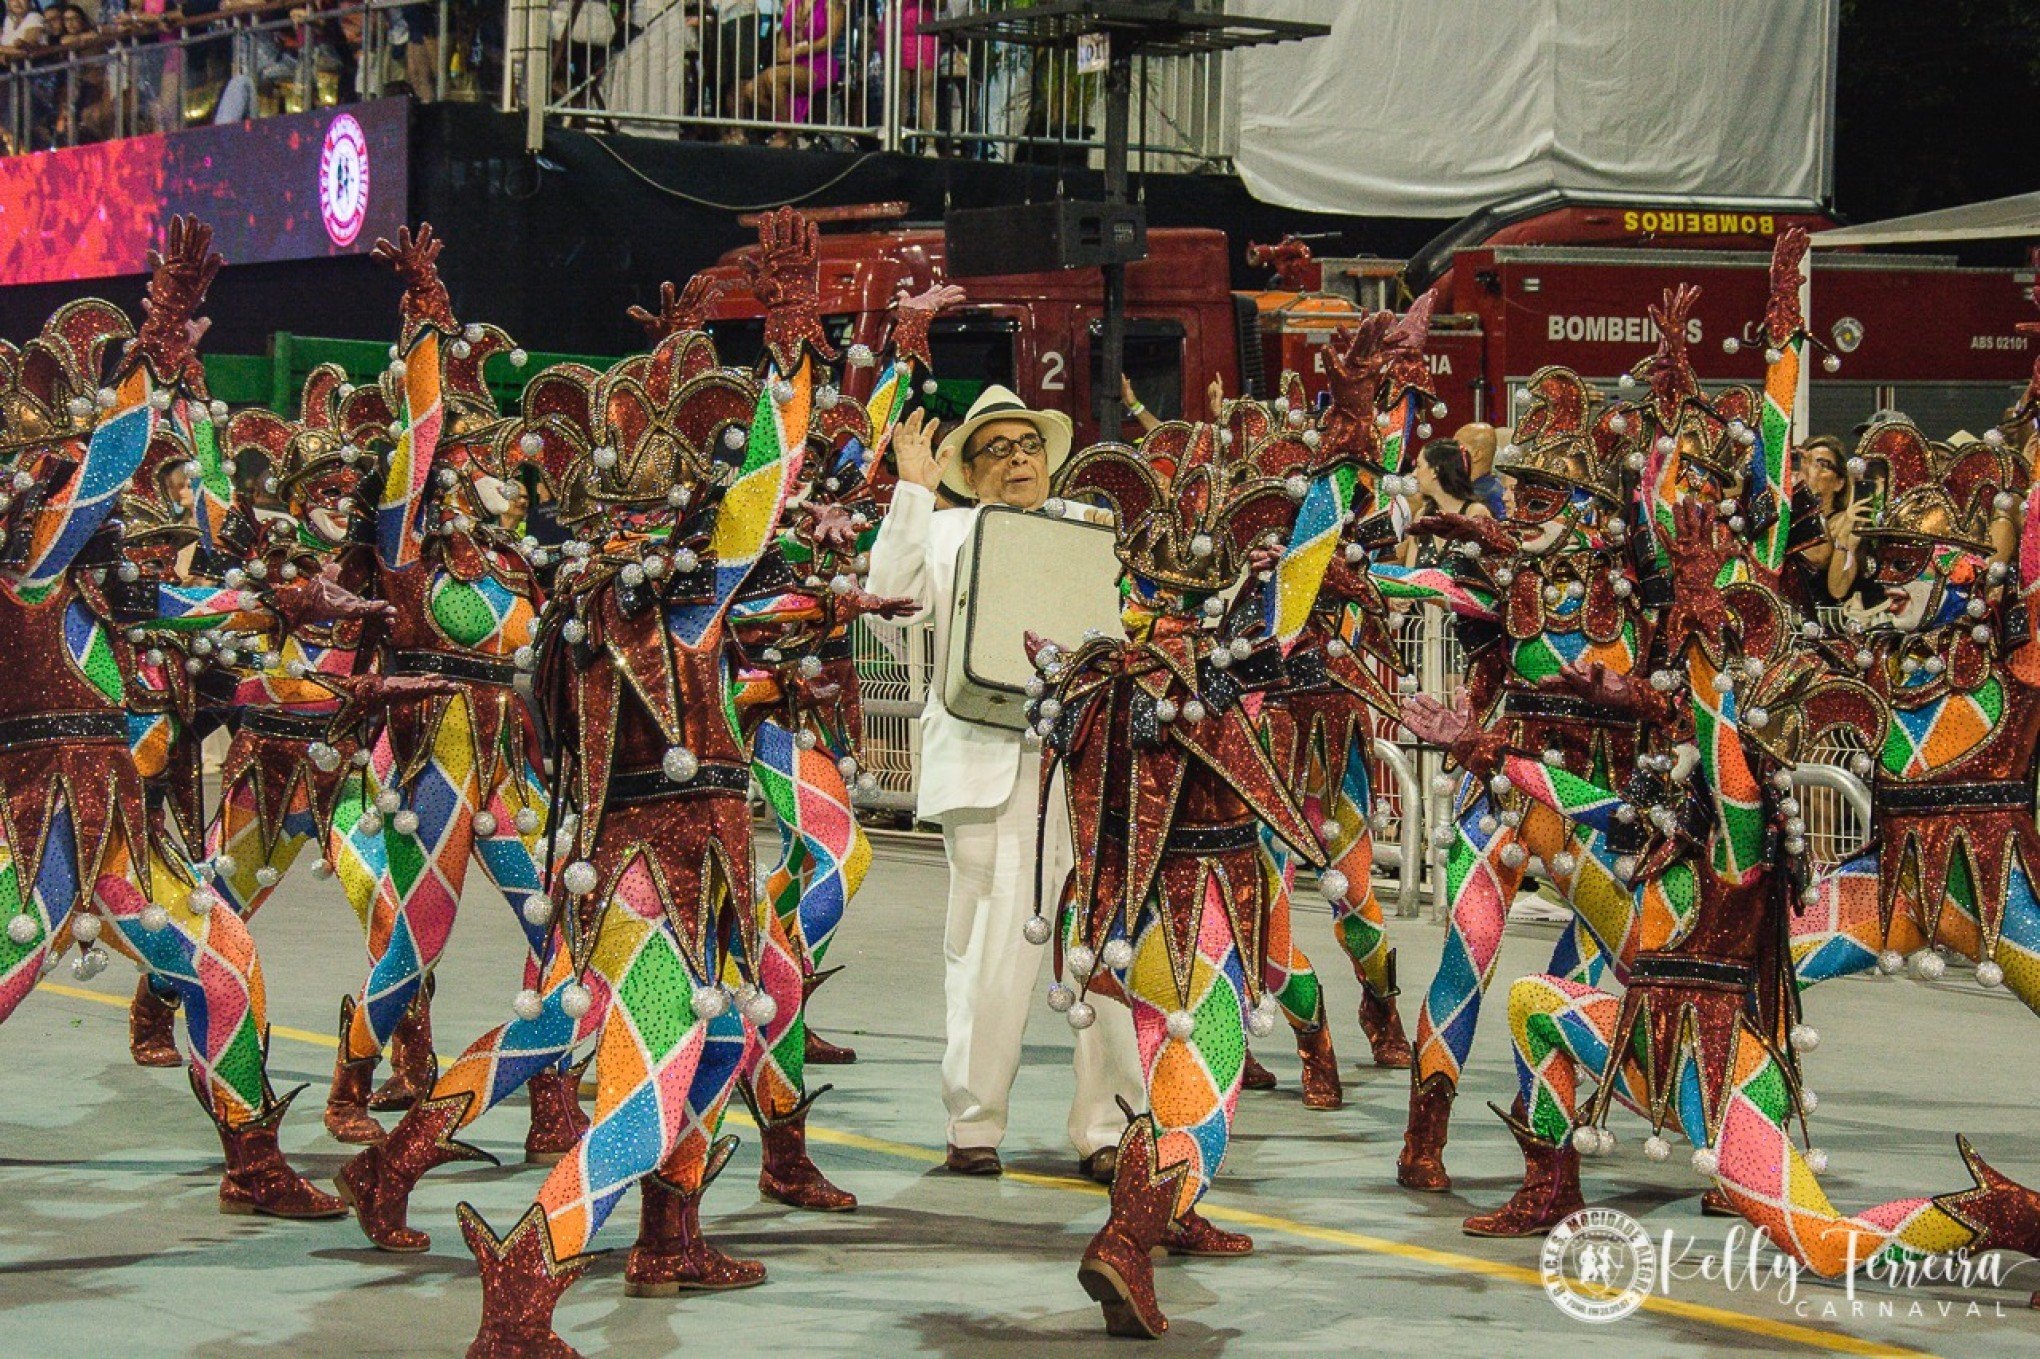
[939,753,1143,1156]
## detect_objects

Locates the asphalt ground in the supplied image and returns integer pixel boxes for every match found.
[1,830,2034,1358]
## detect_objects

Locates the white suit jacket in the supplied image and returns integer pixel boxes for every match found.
[865,481,1027,825]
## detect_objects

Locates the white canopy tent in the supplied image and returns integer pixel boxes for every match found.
[1809,192,2040,247]
[1229,0,1837,218]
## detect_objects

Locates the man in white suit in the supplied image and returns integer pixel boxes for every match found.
[866,386,1143,1181]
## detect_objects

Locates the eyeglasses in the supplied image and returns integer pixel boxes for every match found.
[968,432,1047,464]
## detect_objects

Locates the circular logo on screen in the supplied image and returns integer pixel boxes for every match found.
[319,113,371,247]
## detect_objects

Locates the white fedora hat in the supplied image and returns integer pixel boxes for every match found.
[934,384,1073,501]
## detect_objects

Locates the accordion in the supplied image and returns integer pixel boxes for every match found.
[943,503,1124,731]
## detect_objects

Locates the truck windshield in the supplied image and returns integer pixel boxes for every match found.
[1088,318,1186,423]
[702,316,859,370]
[922,315,1019,423]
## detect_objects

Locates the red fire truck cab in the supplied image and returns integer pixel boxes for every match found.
[697,199,2037,451]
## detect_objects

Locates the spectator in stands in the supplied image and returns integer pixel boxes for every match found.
[1453,420,1508,516]
[1799,433,1888,616]
[737,0,836,144]
[0,0,47,53]
[888,0,933,144]
[49,5,117,143]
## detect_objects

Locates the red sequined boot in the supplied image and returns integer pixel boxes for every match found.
[1078,1113,1190,1339]
[194,1068,346,1220]
[801,967,858,1065]
[459,1204,593,1359]
[336,1090,495,1252]
[624,1136,767,1296]
[1461,1104,1586,1238]
[1356,950,1413,1069]
[524,1064,591,1165]
[757,1089,857,1212]
[325,997,387,1146]
[1398,1071,1456,1191]
[370,976,438,1112]
[129,977,181,1068]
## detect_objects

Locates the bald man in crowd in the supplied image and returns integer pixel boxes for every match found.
[1455,421,1508,517]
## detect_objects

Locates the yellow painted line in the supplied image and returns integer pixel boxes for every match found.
[39,980,1935,1358]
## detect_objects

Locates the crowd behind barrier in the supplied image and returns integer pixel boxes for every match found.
[0,0,1230,162]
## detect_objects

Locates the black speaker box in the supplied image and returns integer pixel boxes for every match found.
[943,201,1149,276]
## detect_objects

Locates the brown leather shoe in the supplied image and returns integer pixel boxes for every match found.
[459,1204,592,1359]
[1398,1070,1456,1191]
[524,1067,591,1166]
[944,1144,1002,1176]
[1240,1049,1278,1090]
[129,978,182,1068]
[1078,1146,1117,1184]
[325,997,387,1146]
[1162,1209,1253,1256]
[1296,1013,1344,1111]
[625,1137,766,1296]
[1462,1104,1586,1238]
[757,1090,856,1211]
[370,977,437,1112]
[1078,1113,1187,1338]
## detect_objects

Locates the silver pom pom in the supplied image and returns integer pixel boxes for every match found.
[693,986,730,1019]
[1065,944,1098,978]
[1692,1146,1720,1177]
[1165,1009,1197,1041]
[512,989,545,1022]
[563,860,600,895]
[522,898,553,928]
[1643,1134,1671,1162]
[1977,960,2005,988]
[1046,983,1076,1013]
[1066,1000,1096,1030]
[1022,915,1052,946]
[1804,1148,1829,1174]
[1101,938,1135,970]
[662,747,700,784]
[393,810,420,836]
[561,983,594,1019]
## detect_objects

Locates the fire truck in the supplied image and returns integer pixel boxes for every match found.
[696,197,2036,447]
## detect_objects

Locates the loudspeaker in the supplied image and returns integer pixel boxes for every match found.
[943,201,1148,277]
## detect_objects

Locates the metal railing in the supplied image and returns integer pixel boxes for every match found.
[0,1,462,155]
[504,0,1234,163]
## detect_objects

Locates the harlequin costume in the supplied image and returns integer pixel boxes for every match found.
[321,225,584,1155]
[1033,415,1328,1337]
[1415,497,2040,1285]
[1239,301,1458,1106]
[1790,406,2040,1013]
[0,217,351,1219]
[721,289,956,1204]
[340,211,828,1359]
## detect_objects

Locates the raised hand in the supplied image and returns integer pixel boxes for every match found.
[1407,511,1517,556]
[801,501,861,553]
[1559,660,1669,723]
[319,672,461,714]
[744,207,833,368]
[1764,226,1811,347]
[1663,497,1733,645]
[1646,283,1702,410]
[131,214,223,380]
[628,275,725,343]
[270,573,394,632]
[1400,691,1507,776]
[837,586,918,622]
[888,282,966,368]
[1317,311,1397,462]
[370,223,457,333]
[891,408,950,493]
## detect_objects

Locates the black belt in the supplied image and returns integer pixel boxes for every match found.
[390,649,518,688]
[1102,808,1260,854]
[1505,690,1635,724]
[606,760,751,806]
[0,710,127,749]
[816,637,852,663]
[1630,955,1754,989]
[1877,780,2032,814]
[244,708,333,740]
